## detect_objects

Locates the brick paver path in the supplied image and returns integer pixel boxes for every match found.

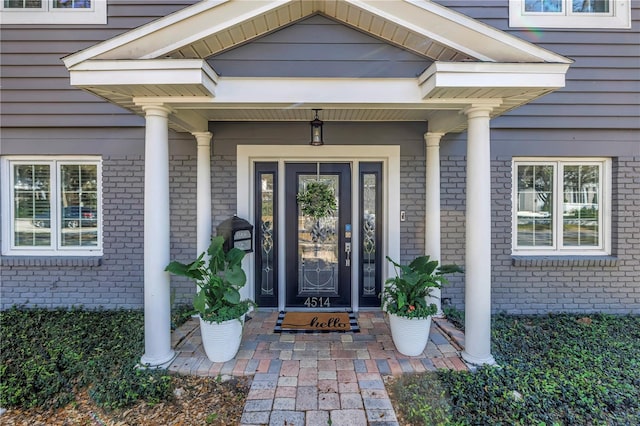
[169,311,467,426]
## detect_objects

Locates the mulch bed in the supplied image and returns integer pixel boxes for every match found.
[1,375,250,426]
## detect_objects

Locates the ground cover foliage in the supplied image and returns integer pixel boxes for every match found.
[1,306,249,425]
[1,307,165,410]
[0,306,196,410]
[389,313,640,426]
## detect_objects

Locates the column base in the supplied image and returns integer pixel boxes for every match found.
[139,349,177,370]
[461,350,496,367]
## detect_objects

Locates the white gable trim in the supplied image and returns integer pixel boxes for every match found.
[354,0,570,63]
[405,0,571,63]
[63,0,571,70]
[62,1,224,68]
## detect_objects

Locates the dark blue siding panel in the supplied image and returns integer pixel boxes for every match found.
[207,15,432,78]
[0,1,198,129]
[433,0,640,131]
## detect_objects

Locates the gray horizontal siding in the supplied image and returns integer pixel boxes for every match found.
[0,1,637,132]
[0,1,198,129]
[208,15,432,78]
[434,0,640,131]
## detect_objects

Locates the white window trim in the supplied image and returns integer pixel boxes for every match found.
[0,0,106,25]
[1,156,103,256]
[512,157,611,256]
[509,0,631,29]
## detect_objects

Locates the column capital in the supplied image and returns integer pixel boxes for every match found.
[424,132,445,147]
[462,103,499,119]
[192,131,213,147]
[141,104,172,117]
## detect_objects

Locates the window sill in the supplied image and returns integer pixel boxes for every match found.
[0,256,102,267]
[511,256,618,267]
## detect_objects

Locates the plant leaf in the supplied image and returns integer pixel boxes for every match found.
[225,248,245,267]
[223,288,241,305]
[193,290,207,313]
[225,265,246,287]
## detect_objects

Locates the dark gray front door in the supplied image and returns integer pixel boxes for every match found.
[285,163,352,309]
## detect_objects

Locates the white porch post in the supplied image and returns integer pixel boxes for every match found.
[193,132,212,255]
[461,106,496,366]
[424,132,444,315]
[140,105,175,368]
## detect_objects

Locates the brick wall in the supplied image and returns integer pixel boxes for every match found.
[439,155,640,314]
[2,152,638,314]
[399,156,426,263]
[1,154,202,309]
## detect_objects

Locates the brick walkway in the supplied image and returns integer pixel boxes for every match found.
[169,311,467,426]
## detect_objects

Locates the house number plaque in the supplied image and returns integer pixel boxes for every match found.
[303,297,331,308]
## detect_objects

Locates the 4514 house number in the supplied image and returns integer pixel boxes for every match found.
[303,297,331,308]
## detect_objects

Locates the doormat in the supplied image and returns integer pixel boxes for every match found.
[274,311,360,333]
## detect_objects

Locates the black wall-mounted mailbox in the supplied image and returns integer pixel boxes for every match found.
[217,215,254,253]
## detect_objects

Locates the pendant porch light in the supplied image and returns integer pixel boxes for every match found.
[309,109,324,146]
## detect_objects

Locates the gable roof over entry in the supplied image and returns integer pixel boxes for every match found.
[63,0,572,134]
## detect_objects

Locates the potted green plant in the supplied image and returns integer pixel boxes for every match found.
[165,235,255,362]
[382,255,462,356]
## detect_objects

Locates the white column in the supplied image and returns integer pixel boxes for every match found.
[193,132,212,256]
[424,132,444,315]
[461,106,496,366]
[140,105,175,368]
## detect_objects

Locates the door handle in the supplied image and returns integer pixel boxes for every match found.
[345,242,351,267]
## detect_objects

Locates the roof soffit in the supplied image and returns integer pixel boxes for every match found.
[63,0,571,69]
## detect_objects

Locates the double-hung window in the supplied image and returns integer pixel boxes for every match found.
[509,0,631,29]
[0,0,107,25]
[1,157,102,256]
[513,158,611,255]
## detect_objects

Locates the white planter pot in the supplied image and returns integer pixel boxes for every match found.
[199,316,244,363]
[388,313,432,356]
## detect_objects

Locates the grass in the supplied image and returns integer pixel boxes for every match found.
[0,305,193,410]
[389,313,640,426]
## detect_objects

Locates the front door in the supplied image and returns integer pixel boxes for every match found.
[285,163,351,309]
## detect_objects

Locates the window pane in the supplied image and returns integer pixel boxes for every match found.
[53,0,91,8]
[297,175,339,295]
[14,164,51,247]
[4,0,42,8]
[362,173,377,297]
[516,165,554,247]
[258,173,275,297]
[60,164,98,247]
[572,0,609,13]
[525,0,562,12]
[563,165,600,247]
[359,163,382,307]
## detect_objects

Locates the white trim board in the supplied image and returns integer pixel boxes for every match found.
[63,0,571,69]
[237,145,400,312]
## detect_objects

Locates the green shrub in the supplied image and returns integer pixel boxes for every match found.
[391,314,640,425]
[0,307,175,410]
